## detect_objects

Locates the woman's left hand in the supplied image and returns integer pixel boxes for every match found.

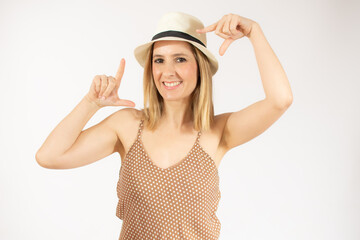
[196,13,257,56]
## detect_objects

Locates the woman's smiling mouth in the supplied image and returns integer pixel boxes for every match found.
[162,81,183,89]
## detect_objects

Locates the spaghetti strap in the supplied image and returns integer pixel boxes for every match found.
[137,119,144,140]
[196,130,202,143]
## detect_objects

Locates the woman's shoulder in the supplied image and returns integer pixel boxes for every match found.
[213,112,231,130]
[116,107,143,120]
[107,108,143,132]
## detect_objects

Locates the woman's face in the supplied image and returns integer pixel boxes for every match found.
[152,40,198,102]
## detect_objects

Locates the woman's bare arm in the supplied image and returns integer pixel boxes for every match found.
[35,59,136,169]
[35,96,117,169]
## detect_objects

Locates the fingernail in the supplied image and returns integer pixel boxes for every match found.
[101,96,105,100]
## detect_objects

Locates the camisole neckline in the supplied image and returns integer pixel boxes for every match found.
[137,119,202,171]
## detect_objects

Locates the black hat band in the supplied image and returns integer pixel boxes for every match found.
[151,30,206,48]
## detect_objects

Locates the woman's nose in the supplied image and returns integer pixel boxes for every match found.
[163,62,176,77]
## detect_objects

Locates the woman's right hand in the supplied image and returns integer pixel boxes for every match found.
[85,58,136,108]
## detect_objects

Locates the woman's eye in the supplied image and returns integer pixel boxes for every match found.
[154,59,163,63]
[177,57,187,63]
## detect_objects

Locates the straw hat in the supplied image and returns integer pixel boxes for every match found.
[134,12,219,76]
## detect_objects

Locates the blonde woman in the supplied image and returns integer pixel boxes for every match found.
[36,12,293,240]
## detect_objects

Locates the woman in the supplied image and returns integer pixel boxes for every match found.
[36,12,293,240]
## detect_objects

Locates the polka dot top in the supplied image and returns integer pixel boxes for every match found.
[116,119,221,239]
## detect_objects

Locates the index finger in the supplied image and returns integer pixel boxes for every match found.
[196,21,218,33]
[115,58,125,81]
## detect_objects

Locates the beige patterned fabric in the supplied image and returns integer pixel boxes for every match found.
[116,119,221,239]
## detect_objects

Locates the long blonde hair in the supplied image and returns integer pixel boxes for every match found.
[140,41,215,132]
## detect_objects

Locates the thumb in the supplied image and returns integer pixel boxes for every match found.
[219,38,235,56]
[114,98,136,107]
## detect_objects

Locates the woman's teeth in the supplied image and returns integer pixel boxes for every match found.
[163,81,182,87]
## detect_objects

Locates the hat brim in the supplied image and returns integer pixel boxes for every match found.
[134,37,218,76]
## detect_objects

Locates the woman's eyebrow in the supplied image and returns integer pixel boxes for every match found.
[153,53,189,57]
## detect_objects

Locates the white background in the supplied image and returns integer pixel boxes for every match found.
[1,0,359,239]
